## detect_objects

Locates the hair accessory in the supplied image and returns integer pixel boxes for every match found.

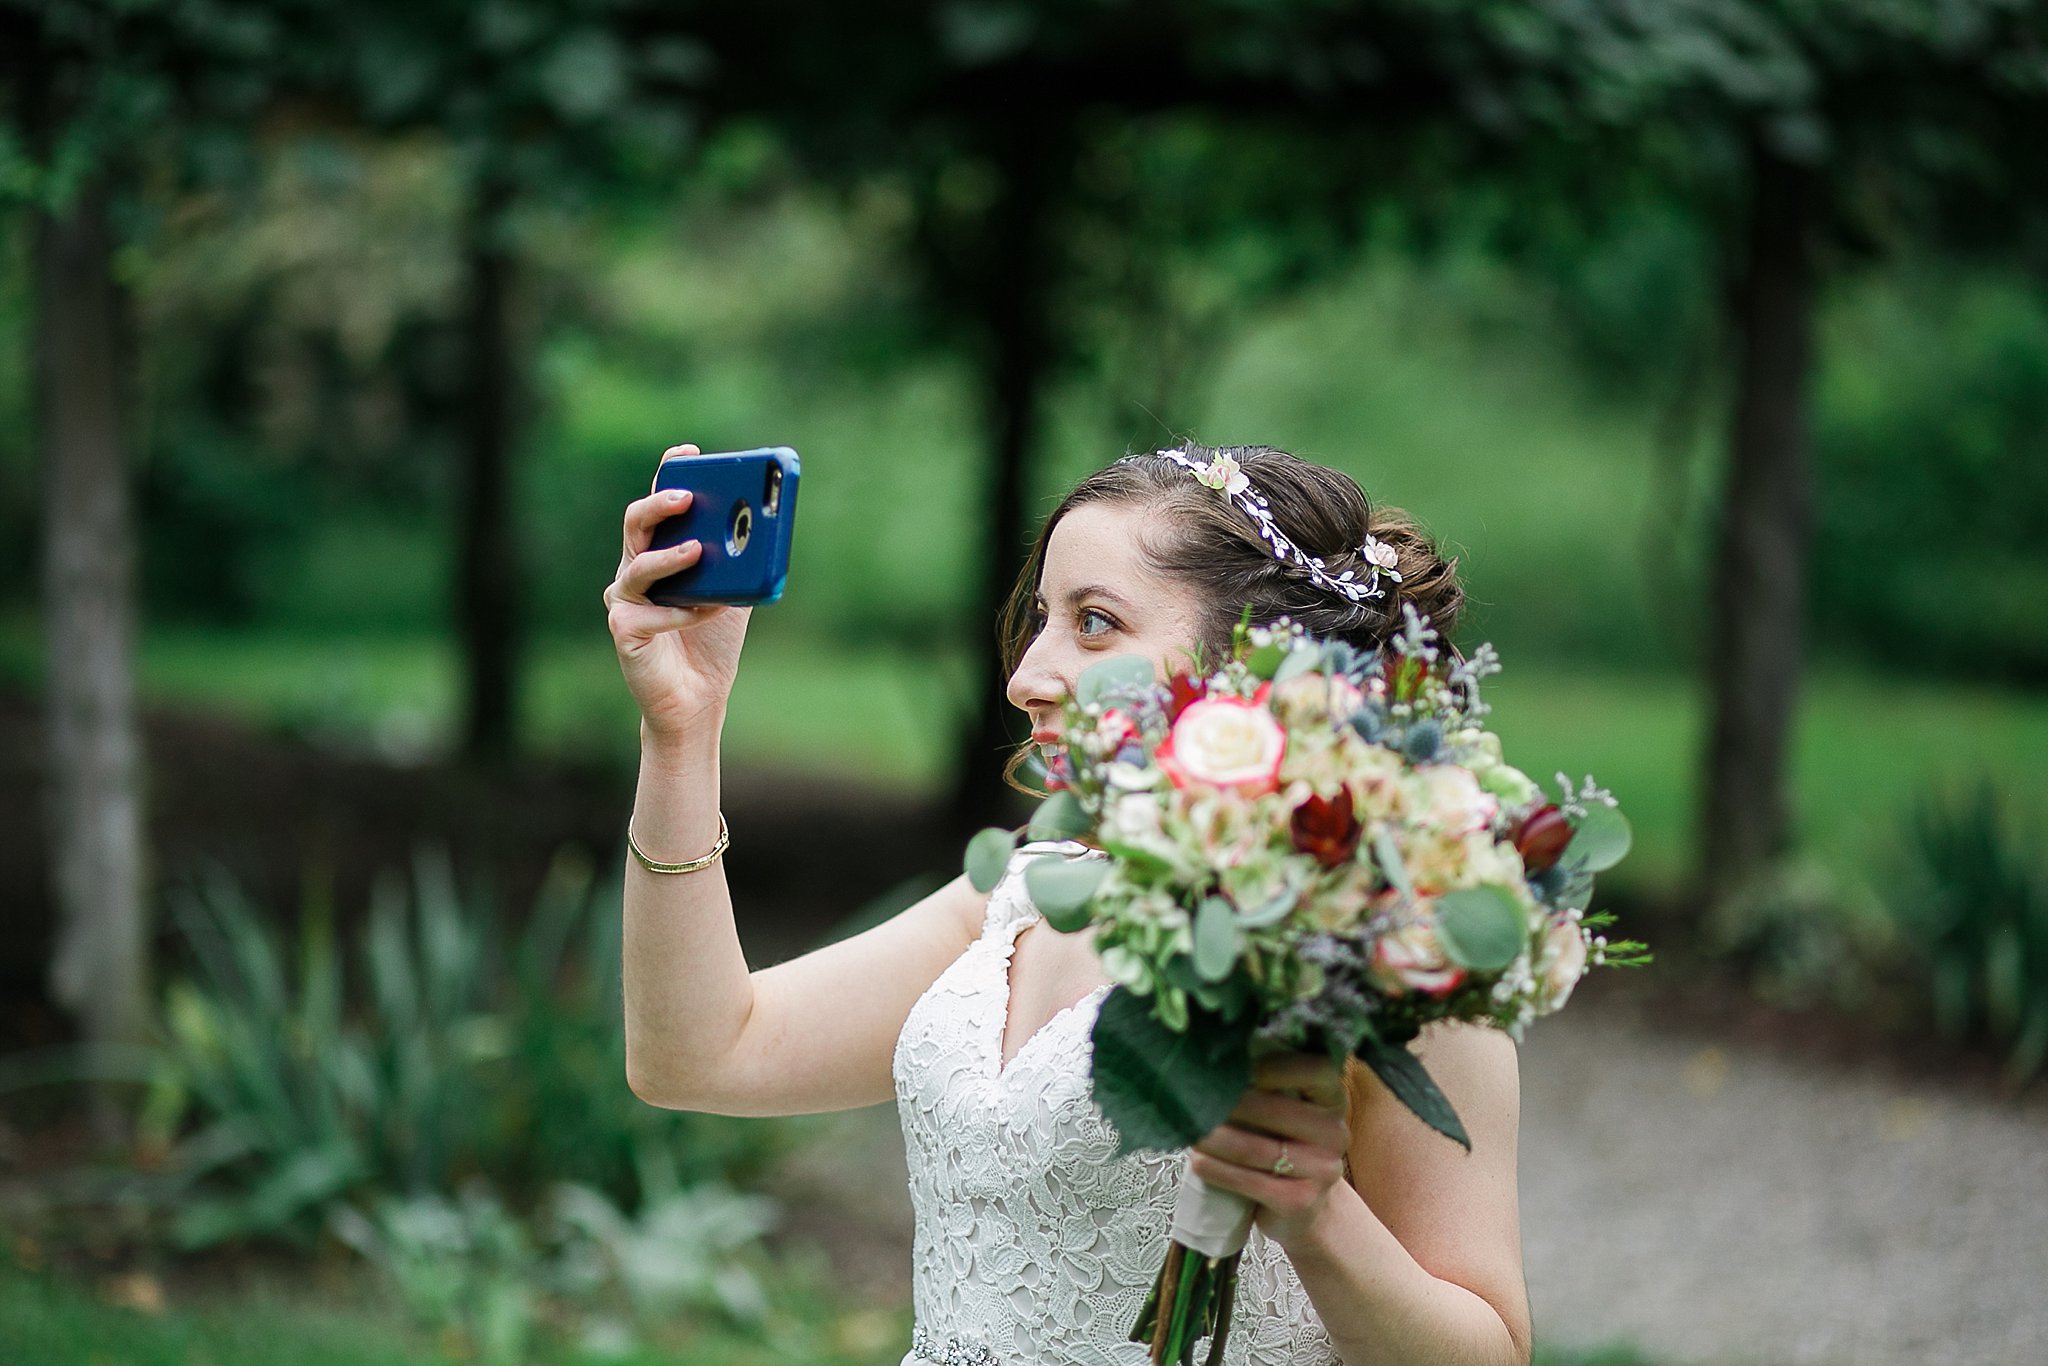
[628,812,730,875]
[1131,449,1400,603]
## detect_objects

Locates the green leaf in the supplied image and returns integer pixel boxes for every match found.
[1243,641,1287,680]
[1024,856,1109,932]
[1371,828,1413,898]
[1355,1038,1469,1151]
[1272,647,1321,686]
[1236,883,1299,928]
[1089,988,1254,1155]
[1027,790,1093,841]
[964,828,1018,893]
[1077,655,1157,709]
[1192,896,1240,983]
[1568,804,1632,873]
[1435,886,1527,972]
[1101,837,1173,878]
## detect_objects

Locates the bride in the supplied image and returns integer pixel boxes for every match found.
[604,442,1531,1366]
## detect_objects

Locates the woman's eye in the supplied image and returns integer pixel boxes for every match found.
[1078,608,1118,639]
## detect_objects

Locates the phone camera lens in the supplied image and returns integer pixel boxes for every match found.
[729,502,753,556]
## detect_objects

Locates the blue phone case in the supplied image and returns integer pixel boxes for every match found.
[646,447,801,606]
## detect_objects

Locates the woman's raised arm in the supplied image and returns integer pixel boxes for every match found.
[607,446,983,1117]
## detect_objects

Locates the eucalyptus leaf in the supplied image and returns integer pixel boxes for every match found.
[1024,856,1109,933]
[1192,896,1240,983]
[1435,886,1527,972]
[1089,988,1254,1155]
[1355,1038,1469,1151]
[1243,641,1288,680]
[1101,838,1173,878]
[1027,790,1093,842]
[1236,884,1300,928]
[1077,655,1157,709]
[1272,646,1322,686]
[964,827,1019,893]
[1568,803,1633,873]
[1371,828,1413,899]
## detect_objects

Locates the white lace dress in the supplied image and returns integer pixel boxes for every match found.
[892,842,1342,1366]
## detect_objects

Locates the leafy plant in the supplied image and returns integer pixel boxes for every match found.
[140,845,780,1247]
[330,1177,781,1364]
[330,1183,544,1366]
[1887,784,2048,1085]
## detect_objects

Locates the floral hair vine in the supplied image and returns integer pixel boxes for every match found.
[1128,449,1401,604]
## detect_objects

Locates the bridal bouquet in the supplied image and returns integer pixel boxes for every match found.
[963,610,1646,1366]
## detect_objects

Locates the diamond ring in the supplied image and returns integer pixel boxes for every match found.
[1271,1142,1295,1178]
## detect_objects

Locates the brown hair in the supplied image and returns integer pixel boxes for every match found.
[1001,442,1463,679]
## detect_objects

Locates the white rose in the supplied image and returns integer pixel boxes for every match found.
[1159,697,1287,794]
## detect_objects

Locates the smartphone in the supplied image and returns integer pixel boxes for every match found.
[646,447,801,606]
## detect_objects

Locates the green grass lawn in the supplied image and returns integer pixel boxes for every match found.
[0,1263,1679,1366]
[0,1265,912,1366]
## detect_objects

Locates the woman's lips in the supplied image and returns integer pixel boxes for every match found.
[1032,729,1061,746]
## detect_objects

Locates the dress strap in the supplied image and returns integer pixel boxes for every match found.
[981,839,1092,938]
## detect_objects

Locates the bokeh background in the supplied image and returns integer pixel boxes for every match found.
[3,3,2046,1364]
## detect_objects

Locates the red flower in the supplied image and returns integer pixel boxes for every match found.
[1510,804,1574,874]
[1167,672,1207,722]
[1290,786,1363,868]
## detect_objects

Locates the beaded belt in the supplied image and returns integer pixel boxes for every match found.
[910,1326,1000,1366]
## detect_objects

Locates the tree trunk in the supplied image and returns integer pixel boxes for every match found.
[949,124,1058,833]
[457,172,522,765]
[37,183,151,1121]
[1697,146,1819,910]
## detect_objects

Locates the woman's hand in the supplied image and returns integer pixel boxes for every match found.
[1189,1052,1354,1250]
[604,443,754,744]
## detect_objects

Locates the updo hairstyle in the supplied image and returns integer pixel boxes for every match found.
[999,442,1464,679]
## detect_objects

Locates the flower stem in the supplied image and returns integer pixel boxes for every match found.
[1202,1251,1242,1365]
[1149,1242,1186,1365]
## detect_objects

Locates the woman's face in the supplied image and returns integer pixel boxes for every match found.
[1006,500,1208,754]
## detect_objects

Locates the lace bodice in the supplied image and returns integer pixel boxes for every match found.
[892,842,1341,1366]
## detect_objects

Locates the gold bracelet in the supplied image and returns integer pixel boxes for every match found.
[627,813,730,875]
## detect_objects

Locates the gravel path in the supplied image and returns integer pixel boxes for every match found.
[771,992,2048,1366]
[1519,997,2048,1366]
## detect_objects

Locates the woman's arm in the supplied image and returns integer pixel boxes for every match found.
[1189,1025,1531,1366]
[609,448,985,1118]
[622,719,986,1116]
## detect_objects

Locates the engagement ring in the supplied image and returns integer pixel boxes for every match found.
[1271,1142,1295,1178]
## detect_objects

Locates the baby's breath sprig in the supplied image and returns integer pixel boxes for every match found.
[1553,773,1618,821]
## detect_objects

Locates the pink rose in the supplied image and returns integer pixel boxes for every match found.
[1155,696,1287,795]
[1367,918,1467,998]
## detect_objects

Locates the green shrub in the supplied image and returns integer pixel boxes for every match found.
[143,847,779,1248]
[1887,783,2048,1085]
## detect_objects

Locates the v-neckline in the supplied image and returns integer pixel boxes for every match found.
[993,916,1111,1083]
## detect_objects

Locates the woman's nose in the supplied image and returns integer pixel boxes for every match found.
[1005,631,1068,716]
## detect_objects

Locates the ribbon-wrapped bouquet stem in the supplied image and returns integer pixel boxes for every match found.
[964,610,1648,1366]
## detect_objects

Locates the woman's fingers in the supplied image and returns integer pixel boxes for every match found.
[1225,1088,1349,1149]
[605,596,724,650]
[612,540,703,601]
[622,487,694,561]
[1193,1122,1344,1183]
